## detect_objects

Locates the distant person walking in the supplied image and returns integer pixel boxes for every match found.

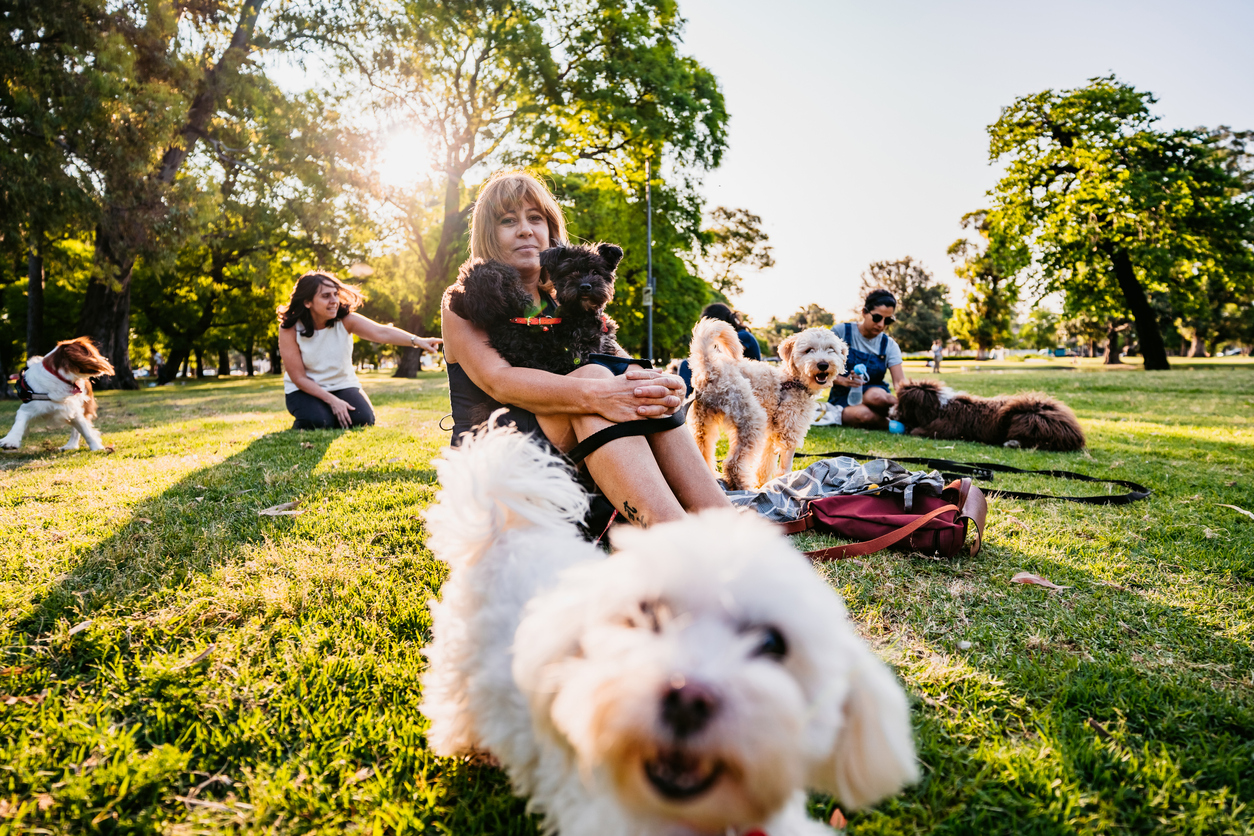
[278,271,442,430]
[931,339,943,374]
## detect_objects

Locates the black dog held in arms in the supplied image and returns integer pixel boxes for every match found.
[445,242,625,375]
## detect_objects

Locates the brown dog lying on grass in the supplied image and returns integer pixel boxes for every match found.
[890,379,1085,451]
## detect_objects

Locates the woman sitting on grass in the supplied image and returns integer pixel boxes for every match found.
[440,170,731,528]
[279,272,442,430]
[825,288,908,431]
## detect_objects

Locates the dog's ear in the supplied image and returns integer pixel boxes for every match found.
[539,245,568,272]
[595,242,624,272]
[457,261,529,326]
[778,334,798,368]
[808,646,919,809]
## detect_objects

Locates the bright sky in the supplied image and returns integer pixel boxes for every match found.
[676,0,1254,325]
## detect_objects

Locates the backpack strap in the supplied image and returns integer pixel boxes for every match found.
[791,451,1150,505]
[804,503,958,561]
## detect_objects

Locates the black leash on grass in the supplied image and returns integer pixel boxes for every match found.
[792,451,1152,505]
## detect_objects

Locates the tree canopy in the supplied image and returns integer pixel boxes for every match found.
[987,75,1254,370]
[857,257,951,353]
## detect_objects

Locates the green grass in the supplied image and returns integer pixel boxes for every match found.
[0,368,1251,834]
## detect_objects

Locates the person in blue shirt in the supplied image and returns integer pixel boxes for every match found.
[826,288,907,430]
[677,303,760,395]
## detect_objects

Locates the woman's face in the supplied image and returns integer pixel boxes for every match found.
[305,281,342,322]
[861,304,897,338]
[495,199,551,278]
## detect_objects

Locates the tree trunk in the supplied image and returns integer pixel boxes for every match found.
[395,170,469,377]
[27,247,45,358]
[159,343,192,385]
[244,336,255,376]
[1108,247,1170,370]
[180,355,190,379]
[1103,320,1123,364]
[193,347,205,378]
[77,226,139,388]
[268,339,282,375]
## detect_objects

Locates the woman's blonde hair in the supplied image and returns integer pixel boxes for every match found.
[469,170,568,262]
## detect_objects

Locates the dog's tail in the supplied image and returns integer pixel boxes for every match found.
[425,417,590,570]
[688,318,744,391]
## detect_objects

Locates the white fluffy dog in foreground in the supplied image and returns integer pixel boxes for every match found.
[420,424,917,836]
[1,337,114,452]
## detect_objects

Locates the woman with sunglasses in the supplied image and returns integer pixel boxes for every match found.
[825,288,907,430]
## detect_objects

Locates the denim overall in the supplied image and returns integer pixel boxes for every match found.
[827,322,890,406]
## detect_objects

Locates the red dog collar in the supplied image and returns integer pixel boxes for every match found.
[509,316,562,326]
[42,351,82,394]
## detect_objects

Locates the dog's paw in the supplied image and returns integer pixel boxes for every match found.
[0,438,19,450]
[1003,439,1022,448]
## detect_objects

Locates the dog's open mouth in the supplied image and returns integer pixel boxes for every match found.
[644,748,723,800]
[814,372,831,386]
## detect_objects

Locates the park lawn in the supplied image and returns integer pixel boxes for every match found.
[0,367,1251,835]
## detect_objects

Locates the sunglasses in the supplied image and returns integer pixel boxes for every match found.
[869,313,897,325]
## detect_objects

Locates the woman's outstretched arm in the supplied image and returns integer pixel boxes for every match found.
[343,313,442,353]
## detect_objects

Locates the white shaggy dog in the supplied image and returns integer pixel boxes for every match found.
[421,424,917,836]
[1,337,114,452]
[687,321,848,490]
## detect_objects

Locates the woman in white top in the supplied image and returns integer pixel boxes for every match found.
[278,272,442,429]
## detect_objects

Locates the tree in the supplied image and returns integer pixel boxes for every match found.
[857,257,950,352]
[355,0,728,375]
[946,211,1023,357]
[700,207,775,296]
[987,76,1254,371]
[1020,308,1061,351]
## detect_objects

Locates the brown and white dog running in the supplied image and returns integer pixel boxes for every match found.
[687,320,848,490]
[2,337,115,452]
[890,379,1085,451]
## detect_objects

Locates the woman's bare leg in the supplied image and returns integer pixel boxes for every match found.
[536,367,688,527]
[646,424,734,512]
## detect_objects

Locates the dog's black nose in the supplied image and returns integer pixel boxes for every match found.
[661,682,718,738]
[579,282,593,294]
[817,362,829,371]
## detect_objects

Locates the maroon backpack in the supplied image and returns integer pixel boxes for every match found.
[780,478,987,561]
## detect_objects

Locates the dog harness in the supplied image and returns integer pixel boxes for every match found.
[780,379,809,394]
[15,370,49,403]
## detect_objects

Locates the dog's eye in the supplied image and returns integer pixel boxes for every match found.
[752,626,788,660]
[625,600,668,632]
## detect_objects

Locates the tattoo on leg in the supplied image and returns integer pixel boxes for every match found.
[621,500,641,525]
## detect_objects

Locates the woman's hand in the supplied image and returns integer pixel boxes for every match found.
[609,373,687,421]
[327,395,356,428]
[414,336,443,353]
[832,372,864,388]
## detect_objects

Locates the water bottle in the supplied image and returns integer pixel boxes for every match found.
[847,363,867,406]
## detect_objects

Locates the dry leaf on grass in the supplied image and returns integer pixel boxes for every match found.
[1217,503,1254,521]
[68,620,93,636]
[179,644,215,669]
[103,445,116,454]
[135,517,153,524]
[347,766,374,784]
[258,501,304,517]
[35,793,54,811]
[0,666,31,677]
[2,692,46,705]
[386,456,402,464]
[300,442,313,449]
[1010,571,1071,591]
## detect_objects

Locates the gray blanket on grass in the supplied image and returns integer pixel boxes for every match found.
[723,457,947,523]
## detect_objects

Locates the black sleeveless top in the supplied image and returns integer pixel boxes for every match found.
[446,292,556,445]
